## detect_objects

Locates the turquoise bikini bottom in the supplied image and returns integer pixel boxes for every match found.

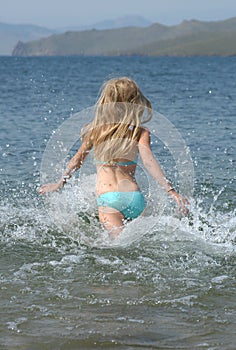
[96,191,146,220]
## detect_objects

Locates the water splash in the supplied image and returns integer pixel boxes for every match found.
[1,179,235,254]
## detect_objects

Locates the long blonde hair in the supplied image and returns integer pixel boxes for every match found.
[82,77,152,162]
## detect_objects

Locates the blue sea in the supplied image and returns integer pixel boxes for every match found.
[0,56,235,349]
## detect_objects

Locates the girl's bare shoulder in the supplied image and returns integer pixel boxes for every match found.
[139,127,150,144]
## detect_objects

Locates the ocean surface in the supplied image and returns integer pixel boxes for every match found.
[0,56,235,349]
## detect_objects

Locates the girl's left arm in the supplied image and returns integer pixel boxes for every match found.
[39,139,92,194]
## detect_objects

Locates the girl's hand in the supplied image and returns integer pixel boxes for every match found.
[38,182,63,194]
[168,190,190,216]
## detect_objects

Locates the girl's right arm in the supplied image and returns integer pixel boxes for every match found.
[138,128,173,191]
[39,139,92,194]
[138,128,189,215]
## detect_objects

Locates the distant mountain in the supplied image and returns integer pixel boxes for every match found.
[12,17,236,57]
[88,15,152,30]
[0,23,56,55]
[0,16,151,55]
[57,15,152,31]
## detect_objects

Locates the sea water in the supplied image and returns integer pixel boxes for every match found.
[0,56,235,349]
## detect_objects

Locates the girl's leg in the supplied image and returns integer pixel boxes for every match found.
[98,207,124,239]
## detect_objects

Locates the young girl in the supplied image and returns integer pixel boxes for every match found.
[39,77,189,238]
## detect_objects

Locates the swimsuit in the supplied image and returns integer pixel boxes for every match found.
[95,159,137,166]
[96,191,146,220]
[95,157,145,220]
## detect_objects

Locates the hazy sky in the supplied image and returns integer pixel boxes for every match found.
[1,0,236,28]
